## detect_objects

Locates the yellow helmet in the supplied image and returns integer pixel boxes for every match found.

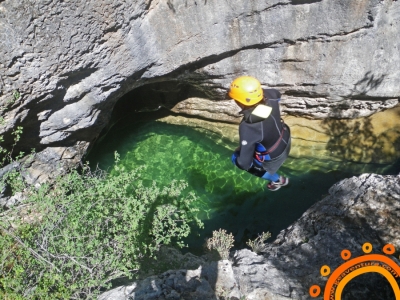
[228,76,263,106]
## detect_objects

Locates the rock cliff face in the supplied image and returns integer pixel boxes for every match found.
[1,1,399,298]
[1,0,400,177]
[100,173,400,300]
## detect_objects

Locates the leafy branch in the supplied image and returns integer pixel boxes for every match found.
[0,160,203,299]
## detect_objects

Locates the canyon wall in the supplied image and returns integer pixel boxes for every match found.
[1,1,400,298]
[0,0,399,180]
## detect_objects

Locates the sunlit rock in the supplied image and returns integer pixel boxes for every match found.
[160,104,400,167]
[0,0,399,171]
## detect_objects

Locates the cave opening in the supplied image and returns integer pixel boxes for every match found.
[113,80,210,119]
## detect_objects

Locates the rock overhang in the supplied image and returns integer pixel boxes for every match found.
[0,0,399,178]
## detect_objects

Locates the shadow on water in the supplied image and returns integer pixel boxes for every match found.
[184,166,355,254]
[321,71,400,166]
[321,117,386,163]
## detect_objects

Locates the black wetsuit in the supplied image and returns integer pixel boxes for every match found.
[235,89,291,177]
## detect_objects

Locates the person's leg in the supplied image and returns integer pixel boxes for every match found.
[242,161,281,181]
[232,157,288,190]
[250,167,288,191]
[261,171,279,182]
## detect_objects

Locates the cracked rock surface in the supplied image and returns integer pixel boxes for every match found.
[99,173,400,300]
[1,1,399,297]
[0,0,399,171]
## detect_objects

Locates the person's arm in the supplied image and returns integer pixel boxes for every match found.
[235,123,261,170]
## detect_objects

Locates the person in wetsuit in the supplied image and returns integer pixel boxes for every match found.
[229,76,291,191]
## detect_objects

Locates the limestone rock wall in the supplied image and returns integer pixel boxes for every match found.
[1,1,399,297]
[0,0,400,166]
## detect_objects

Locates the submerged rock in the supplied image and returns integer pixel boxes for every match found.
[99,173,400,300]
[160,104,400,166]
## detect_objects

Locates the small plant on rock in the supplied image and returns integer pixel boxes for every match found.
[206,228,234,260]
[246,231,271,254]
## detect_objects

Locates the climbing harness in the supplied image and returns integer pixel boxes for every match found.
[254,124,287,162]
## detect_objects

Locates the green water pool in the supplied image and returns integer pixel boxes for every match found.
[86,114,399,254]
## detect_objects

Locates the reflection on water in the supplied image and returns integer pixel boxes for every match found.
[86,117,399,254]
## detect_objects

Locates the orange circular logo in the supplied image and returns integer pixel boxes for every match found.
[309,243,400,299]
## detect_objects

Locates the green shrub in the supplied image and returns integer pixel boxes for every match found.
[0,162,203,299]
[206,228,234,260]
